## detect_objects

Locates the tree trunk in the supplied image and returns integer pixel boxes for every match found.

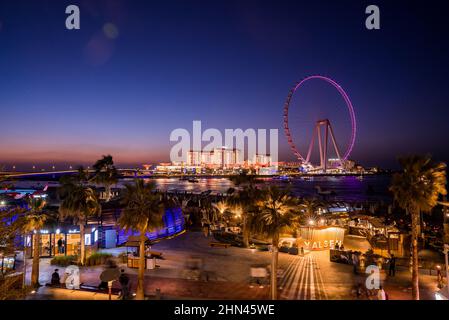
[242,216,250,248]
[79,223,85,265]
[444,223,449,245]
[443,210,449,244]
[271,234,279,300]
[410,207,420,300]
[31,233,40,288]
[136,232,146,300]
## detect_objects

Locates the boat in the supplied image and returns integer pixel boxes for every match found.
[315,185,336,196]
[274,175,292,183]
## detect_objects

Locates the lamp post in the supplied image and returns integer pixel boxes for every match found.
[444,244,449,298]
[22,235,27,289]
[100,268,120,301]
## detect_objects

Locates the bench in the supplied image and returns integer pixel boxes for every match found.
[46,283,120,295]
[209,242,231,248]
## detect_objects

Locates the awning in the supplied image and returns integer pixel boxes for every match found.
[123,235,151,247]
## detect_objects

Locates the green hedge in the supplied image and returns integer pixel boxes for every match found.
[85,252,113,266]
[50,255,78,267]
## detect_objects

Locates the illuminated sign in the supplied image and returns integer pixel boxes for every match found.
[297,226,345,251]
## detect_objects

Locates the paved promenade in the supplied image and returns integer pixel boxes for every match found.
[23,232,442,300]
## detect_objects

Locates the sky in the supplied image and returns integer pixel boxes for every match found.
[0,0,448,170]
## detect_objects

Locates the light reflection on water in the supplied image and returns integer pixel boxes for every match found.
[122,175,392,203]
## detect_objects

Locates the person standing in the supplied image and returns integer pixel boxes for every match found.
[57,238,63,254]
[388,254,396,276]
[119,269,130,300]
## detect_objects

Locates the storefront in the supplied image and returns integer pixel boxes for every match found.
[0,254,16,275]
[297,226,346,250]
[27,226,99,258]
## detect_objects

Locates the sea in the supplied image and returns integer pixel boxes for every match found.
[9,174,393,204]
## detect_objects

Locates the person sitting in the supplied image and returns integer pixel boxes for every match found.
[51,269,61,286]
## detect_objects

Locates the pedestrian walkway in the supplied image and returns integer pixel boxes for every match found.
[279,254,328,300]
[26,286,116,300]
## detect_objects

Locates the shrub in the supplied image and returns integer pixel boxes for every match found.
[50,255,78,267]
[85,252,113,266]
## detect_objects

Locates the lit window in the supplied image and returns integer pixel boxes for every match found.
[94,230,98,242]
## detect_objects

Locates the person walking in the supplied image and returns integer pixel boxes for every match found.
[377,286,387,300]
[119,269,130,300]
[353,283,364,299]
[352,253,359,274]
[388,254,396,276]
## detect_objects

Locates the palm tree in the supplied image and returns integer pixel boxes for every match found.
[228,185,262,247]
[212,201,230,223]
[22,197,47,288]
[254,186,298,300]
[118,180,165,300]
[76,165,90,183]
[92,155,119,202]
[389,155,447,300]
[299,197,322,225]
[59,183,101,265]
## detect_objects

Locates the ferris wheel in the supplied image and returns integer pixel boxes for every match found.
[283,75,356,170]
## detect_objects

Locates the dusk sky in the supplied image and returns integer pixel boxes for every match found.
[1,0,448,170]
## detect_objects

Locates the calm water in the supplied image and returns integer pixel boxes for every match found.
[129,175,392,203]
[12,174,392,204]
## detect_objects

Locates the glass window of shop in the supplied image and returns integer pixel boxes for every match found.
[65,233,81,256]
[30,231,82,257]
[0,256,16,274]
[39,233,52,257]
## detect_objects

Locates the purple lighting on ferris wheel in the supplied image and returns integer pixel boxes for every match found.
[283,75,357,162]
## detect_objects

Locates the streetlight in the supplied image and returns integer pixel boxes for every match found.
[444,244,449,298]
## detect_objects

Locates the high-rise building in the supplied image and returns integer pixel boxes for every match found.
[186,147,242,168]
[252,154,271,166]
[187,150,202,166]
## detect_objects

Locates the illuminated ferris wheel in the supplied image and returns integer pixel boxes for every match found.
[283,75,357,171]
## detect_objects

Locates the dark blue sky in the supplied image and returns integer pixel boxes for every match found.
[0,0,448,169]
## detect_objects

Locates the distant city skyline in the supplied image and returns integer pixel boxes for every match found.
[1,1,449,170]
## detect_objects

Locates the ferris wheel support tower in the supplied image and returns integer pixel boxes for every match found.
[305,119,342,172]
